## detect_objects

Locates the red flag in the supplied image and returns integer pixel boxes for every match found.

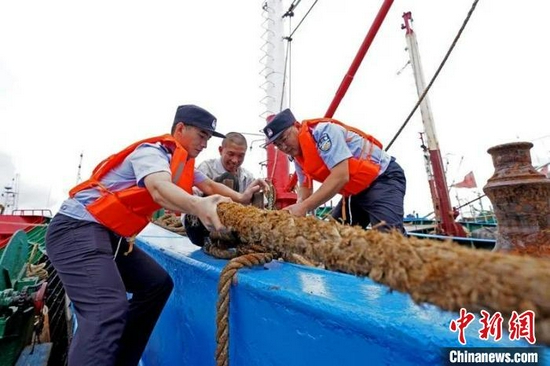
[453,171,477,189]
[539,165,549,178]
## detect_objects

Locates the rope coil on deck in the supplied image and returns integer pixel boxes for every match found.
[153,213,186,234]
[215,253,274,366]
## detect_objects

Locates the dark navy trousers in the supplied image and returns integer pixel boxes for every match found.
[332,158,406,233]
[45,214,174,366]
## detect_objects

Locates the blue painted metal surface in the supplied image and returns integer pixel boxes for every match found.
[137,224,549,366]
[15,343,52,366]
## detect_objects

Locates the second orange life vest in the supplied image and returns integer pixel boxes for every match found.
[294,118,383,196]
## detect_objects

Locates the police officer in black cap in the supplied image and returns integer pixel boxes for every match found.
[46,104,268,366]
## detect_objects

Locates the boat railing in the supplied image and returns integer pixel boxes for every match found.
[11,209,53,218]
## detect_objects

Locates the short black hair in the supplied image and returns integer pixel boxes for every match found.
[222,132,248,148]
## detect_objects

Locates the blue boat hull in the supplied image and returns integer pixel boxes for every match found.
[137,224,548,366]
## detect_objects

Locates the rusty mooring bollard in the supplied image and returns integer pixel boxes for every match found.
[483,141,550,257]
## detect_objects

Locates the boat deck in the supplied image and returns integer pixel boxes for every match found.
[137,224,547,366]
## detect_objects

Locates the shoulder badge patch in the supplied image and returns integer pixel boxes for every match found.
[317,133,332,152]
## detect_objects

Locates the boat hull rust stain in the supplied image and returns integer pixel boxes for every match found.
[136,224,548,366]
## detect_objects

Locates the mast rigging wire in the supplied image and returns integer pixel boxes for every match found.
[385,0,480,151]
[289,0,319,39]
[280,17,292,111]
[283,0,302,18]
[279,0,320,112]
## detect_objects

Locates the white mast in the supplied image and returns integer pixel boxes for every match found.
[404,23,439,151]
[260,1,297,208]
[402,12,466,237]
[260,0,288,118]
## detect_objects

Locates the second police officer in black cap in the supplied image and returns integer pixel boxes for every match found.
[263,108,406,233]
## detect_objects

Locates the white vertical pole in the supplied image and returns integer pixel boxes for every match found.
[260,0,287,117]
[405,31,439,151]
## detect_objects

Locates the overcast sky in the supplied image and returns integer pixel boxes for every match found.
[1,0,548,217]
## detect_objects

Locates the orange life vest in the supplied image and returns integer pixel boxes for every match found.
[294,118,383,196]
[69,134,194,237]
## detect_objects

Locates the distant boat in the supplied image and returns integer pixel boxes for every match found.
[0,208,71,366]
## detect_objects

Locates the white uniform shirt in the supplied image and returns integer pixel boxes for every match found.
[59,143,207,222]
[294,122,391,185]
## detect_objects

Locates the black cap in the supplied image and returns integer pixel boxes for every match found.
[262,108,296,145]
[173,104,225,138]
